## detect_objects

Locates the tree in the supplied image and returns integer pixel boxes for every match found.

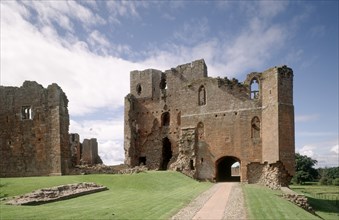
[293,153,318,184]
[318,167,339,185]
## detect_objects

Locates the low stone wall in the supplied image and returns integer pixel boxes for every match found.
[247,161,292,189]
[281,187,315,214]
[6,182,107,205]
[118,165,148,174]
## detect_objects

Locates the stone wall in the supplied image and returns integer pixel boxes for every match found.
[124,59,295,183]
[0,81,71,177]
[81,138,101,165]
[247,161,292,189]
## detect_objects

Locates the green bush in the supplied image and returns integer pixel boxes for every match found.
[332,178,339,186]
[319,177,329,185]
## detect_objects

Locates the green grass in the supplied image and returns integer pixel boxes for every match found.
[0,171,212,220]
[290,184,339,219]
[243,184,319,220]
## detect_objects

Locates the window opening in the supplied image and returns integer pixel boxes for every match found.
[136,83,142,95]
[251,117,260,138]
[250,79,259,99]
[190,160,195,170]
[21,106,32,120]
[161,112,170,126]
[139,157,146,165]
[198,85,206,106]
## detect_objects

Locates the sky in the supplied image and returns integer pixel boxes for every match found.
[1,0,338,168]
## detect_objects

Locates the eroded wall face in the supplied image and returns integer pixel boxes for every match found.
[0,81,70,177]
[124,59,295,182]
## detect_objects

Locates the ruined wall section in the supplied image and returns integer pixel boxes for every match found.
[261,66,295,176]
[69,133,81,166]
[125,60,208,170]
[0,81,71,177]
[247,161,293,189]
[81,138,100,165]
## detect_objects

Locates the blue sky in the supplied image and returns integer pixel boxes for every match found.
[1,1,338,167]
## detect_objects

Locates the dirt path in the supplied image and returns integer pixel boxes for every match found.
[171,182,247,220]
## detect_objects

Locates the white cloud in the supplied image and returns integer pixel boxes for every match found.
[330,144,339,154]
[295,114,319,122]
[297,141,339,168]
[99,140,125,165]
[298,145,315,157]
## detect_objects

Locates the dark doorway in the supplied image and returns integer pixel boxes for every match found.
[160,137,172,170]
[139,157,146,165]
[216,156,241,182]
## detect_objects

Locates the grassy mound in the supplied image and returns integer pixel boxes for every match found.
[0,171,212,219]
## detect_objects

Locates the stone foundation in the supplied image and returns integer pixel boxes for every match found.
[6,182,107,205]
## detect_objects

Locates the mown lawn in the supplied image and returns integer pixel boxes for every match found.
[243,184,319,220]
[0,171,212,220]
[290,184,339,220]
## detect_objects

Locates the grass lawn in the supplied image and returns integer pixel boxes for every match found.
[243,184,319,220]
[0,171,212,220]
[290,184,339,220]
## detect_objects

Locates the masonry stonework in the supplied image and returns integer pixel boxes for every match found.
[0,81,102,177]
[0,81,71,177]
[124,59,295,187]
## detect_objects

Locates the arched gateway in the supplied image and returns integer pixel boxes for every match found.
[216,156,241,182]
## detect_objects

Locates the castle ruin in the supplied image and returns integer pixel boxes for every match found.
[0,81,101,177]
[124,59,295,187]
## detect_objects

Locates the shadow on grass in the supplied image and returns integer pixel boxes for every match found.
[307,196,339,214]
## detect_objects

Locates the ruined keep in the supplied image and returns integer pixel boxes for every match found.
[0,81,71,177]
[124,59,295,187]
[0,81,102,177]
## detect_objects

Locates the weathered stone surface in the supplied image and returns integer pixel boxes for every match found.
[247,161,292,189]
[0,81,71,177]
[69,135,103,166]
[281,187,315,214]
[0,81,102,177]
[6,182,107,205]
[124,59,295,186]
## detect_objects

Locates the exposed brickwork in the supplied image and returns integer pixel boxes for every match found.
[124,59,295,184]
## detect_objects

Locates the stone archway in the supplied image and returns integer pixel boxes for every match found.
[215,156,241,182]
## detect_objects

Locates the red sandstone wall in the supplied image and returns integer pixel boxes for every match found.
[0,81,71,177]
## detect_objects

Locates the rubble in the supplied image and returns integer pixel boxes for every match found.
[6,182,107,205]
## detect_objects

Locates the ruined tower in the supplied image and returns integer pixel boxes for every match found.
[124,59,295,188]
[0,81,71,177]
